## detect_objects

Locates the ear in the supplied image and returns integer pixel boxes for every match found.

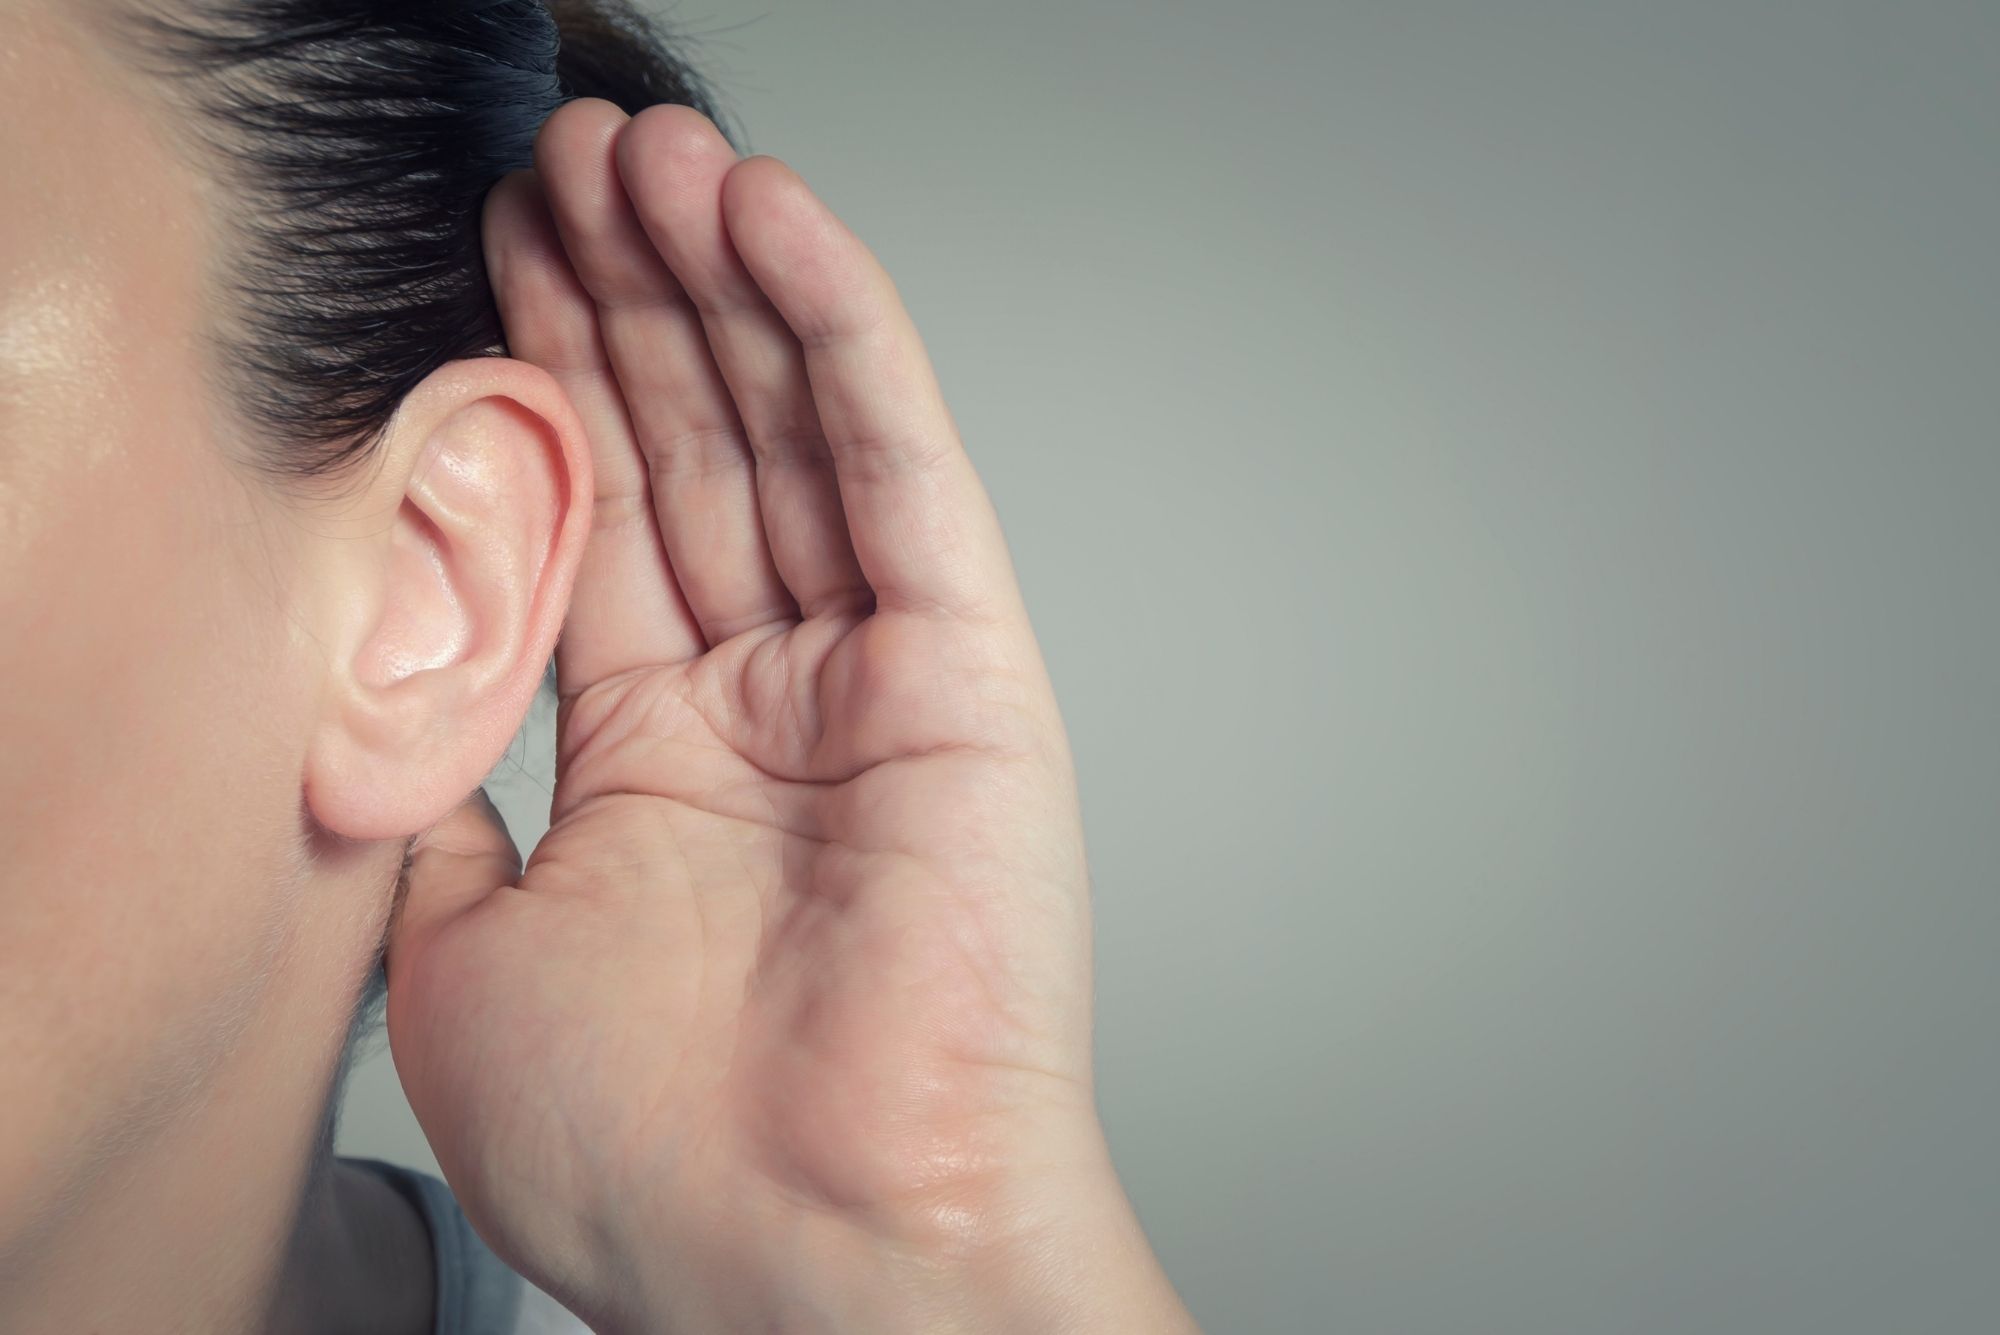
[303,357,593,842]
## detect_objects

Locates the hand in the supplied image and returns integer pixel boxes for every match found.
[385,99,1193,1334]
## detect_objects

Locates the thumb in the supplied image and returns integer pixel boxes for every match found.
[385,786,521,983]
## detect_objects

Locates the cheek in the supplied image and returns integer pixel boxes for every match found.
[0,2,351,1235]
[0,292,318,1223]
[0,399,308,947]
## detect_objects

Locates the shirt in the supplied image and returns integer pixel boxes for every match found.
[342,1156,591,1335]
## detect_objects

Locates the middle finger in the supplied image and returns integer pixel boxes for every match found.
[615,103,873,622]
[534,99,798,647]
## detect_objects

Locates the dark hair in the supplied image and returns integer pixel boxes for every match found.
[101,2,739,1141]
[113,0,738,480]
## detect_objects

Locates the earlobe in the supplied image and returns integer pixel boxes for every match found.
[304,359,592,843]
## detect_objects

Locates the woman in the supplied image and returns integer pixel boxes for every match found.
[0,0,1194,1330]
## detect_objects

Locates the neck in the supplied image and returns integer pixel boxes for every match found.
[0,846,432,1335]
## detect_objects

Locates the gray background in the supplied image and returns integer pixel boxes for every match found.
[338,2,2000,1330]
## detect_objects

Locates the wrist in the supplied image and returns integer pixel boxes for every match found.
[599,1118,1196,1335]
[926,1151,1199,1335]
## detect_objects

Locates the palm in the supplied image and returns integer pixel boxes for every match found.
[434,618,1079,1206]
[384,101,1096,1314]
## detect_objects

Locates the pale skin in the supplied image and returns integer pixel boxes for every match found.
[386,100,1199,1332]
[0,0,1189,1326]
[2,10,587,1330]
[0,5,574,1328]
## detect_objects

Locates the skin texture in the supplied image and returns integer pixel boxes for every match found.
[0,3,591,1330]
[1,1,1189,1328]
[388,99,1197,1333]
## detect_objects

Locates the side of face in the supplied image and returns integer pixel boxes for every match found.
[0,0,333,1227]
[0,0,592,1245]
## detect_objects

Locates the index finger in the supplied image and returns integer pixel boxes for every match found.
[484,169,707,692]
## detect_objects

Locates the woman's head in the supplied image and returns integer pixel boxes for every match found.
[0,0,710,1252]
